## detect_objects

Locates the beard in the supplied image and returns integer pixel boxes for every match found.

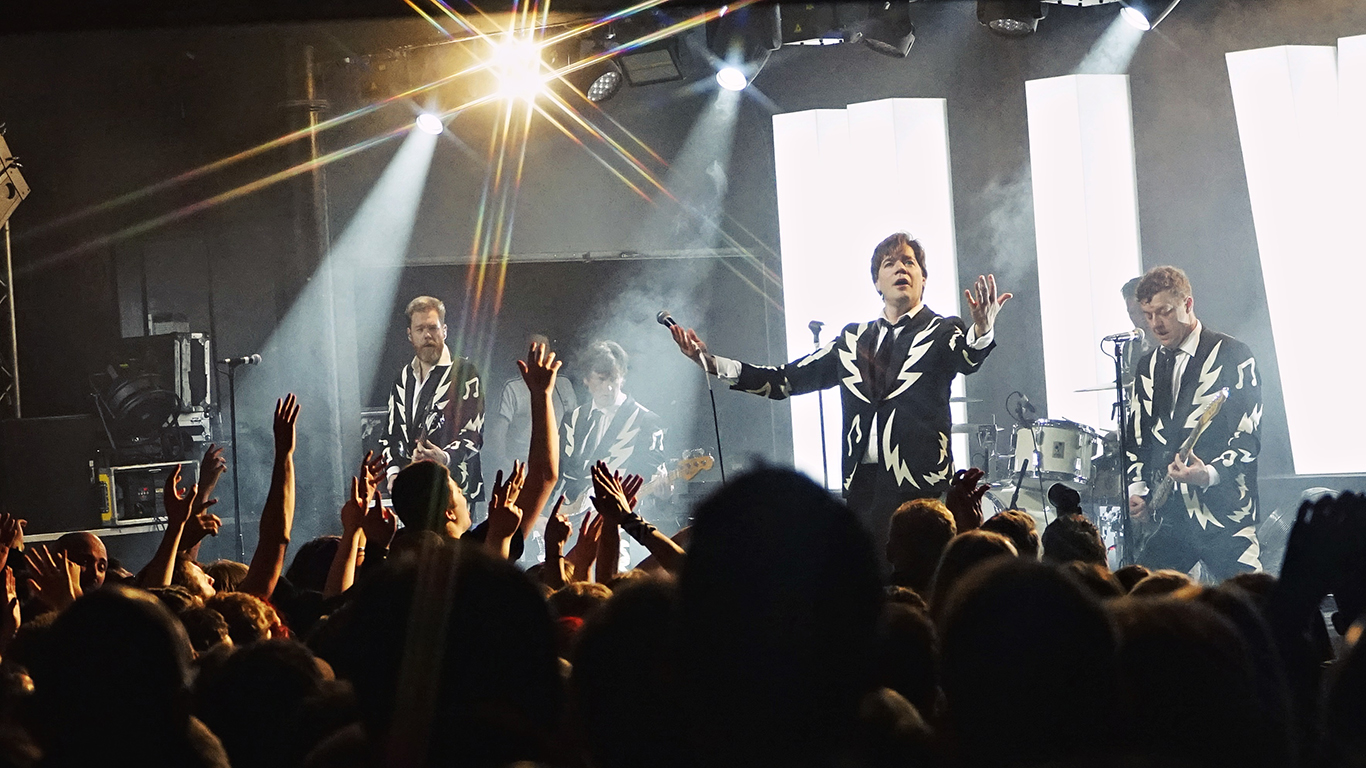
[416,343,442,365]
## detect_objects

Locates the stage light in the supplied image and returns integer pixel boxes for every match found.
[716,66,748,91]
[863,1,916,57]
[1119,0,1182,30]
[586,65,624,102]
[490,35,547,102]
[415,113,443,135]
[977,0,1048,37]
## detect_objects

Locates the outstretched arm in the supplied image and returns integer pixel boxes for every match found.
[239,394,299,599]
[591,463,685,575]
[484,462,527,561]
[669,323,843,401]
[517,342,562,537]
[140,466,198,588]
[325,461,376,599]
[542,497,571,590]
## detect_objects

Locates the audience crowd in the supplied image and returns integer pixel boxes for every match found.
[0,341,1362,768]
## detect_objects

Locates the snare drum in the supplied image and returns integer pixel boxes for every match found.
[1012,420,1102,486]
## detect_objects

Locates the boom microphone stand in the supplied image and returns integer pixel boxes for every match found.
[1112,338,1135,566]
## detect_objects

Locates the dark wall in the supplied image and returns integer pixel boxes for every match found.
[2,0,1364,546]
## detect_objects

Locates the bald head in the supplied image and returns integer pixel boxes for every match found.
[57,532,108,592]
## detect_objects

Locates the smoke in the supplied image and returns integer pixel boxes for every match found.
[964,166,1037,288]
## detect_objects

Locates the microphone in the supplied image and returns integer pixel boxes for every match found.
[219,354,262,367]
[1019,394,1038,415]
[656,311,678,329]
[1103,329,1145,343]
[808,320,824,344]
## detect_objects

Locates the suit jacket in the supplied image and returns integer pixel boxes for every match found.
[380,351,486,501]
[1125,327,1261,540]
[558,396,666,504]
[732,308,993,498]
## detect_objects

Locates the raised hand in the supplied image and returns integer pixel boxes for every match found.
[0,567,19,648]
[517,341,562,396]
[669,325,711,368]
[544,496,571,552]
[486,462,528,543]
[197,444,228,497]
[565,513,604,581]
[622,473,645,510]
[181,508,223,551]
[590,462,633,524]
[25,545,82,610]
[274,394,300,456]
[362,451,386,496]
[945,467,989,532]
[965,274,1012,336]
[0,513,25,553]
[361,490,397,551]
[340,476,368,534]
[163,465,198,528]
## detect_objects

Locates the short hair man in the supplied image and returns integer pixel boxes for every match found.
[557,341,666,509]
[379,296,485,501]
[56,532,108,593]
[1126,266,1262,579]
[671,232,1011,548]
[886,498,957,593]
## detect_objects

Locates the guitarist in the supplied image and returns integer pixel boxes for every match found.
[1126,267,1262,579]
[557,340,668,516]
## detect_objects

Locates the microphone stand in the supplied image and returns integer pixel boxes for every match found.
[1112,338,1135,566]
[220,362,245,561]
[701,355,726,485]
[810,321,830,491]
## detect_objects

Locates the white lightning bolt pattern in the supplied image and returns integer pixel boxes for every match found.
[1227,497,1254,524]
[1233,525,1261,569]
[919,432,951,488]
[463,414,484,433]
[884,319,938,401]
[846,415,863,458]
[605,409,641,470]
[839,324,871,404]
[1185,341,1224,430]
[563,415,578,458]
[1152,418,1167,446]
[741,382,774,397]
[1236,404,1262,439]
[880,411,919,489]
[1140,368,1155,418]
[1182,487,1225,530]
[794,344,835,369]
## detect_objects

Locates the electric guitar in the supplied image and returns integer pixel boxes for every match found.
[1134,386,1229,553]
[564,450,715,517]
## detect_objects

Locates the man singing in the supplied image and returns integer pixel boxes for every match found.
[670,232,1011,544]
[379,296,485,501]
[1126,266,1261,578]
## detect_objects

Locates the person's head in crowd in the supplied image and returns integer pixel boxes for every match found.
[930,530,1017,616]
[1111,596,1277,767]
[207,592,281,646]
[29,585,229,767]
[1224,571,1277,602]
[196,639,354,768]
[309,540,562,767]
[885,585,928,613]
[286,536,341,594]
[1047,483,1083,516]
[1128,568,1196,597]
[174,557,216,600]
[677,468,883,767]
[54,531,107,593]
[390,460,469,539]
[179,607,232,656]
[571,578,682,768]
[1136,265,1198,350]
[405,295,447,367]
[4,611,58,673]
[1066,561,1124,600]
[876,602,939,720]
[1041,512,1107,567]
[887,498,957,592]
[204,560,248,593]
[1114,563,1151,593]
[147,584,203,614]
[582,340,629,409]
[980,509,1040,560]
[548,581,612,622]
[939,558,1121,767]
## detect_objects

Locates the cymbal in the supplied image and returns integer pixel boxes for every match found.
[1073,382,1118,393]
[949,396,983,403]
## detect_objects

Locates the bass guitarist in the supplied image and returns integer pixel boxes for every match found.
[1126,266,1262,579]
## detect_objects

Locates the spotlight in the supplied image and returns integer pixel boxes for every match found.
[586,65,624,102]
[491,35,547,101]
[415,113,443,134]
[1119,0,1182,30]
[716,66,748,91]
[976,0,1048,38]
[556,38,626,103]
[707,4,782,75]
[863,1,916,58]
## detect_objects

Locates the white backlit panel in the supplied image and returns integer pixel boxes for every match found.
[1227,43,1366,474]
[773,99,966,489]
[1025,74,1143,432]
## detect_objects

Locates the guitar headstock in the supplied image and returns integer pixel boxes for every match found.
[1195,386,1231,429]
[674,451,715,482]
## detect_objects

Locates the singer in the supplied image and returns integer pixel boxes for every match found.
[378,296,486,501]
[670,231,1011,546]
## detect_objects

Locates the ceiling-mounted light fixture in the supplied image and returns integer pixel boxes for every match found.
[977,0,1048,37]
[1119,0,1183,30]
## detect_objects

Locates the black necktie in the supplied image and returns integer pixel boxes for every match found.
[1152,347,1176,421]
[873,317,907,399]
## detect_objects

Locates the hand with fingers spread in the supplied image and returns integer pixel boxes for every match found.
[965,274,1013,337]
[163,465,199,529]
[196,444,228,500]
[669,325,715,373]
[181,509,223,552]
[25,545,83,610]
[946,467,989,532]
[327,471,374,599]
[518,341,563,396]
[591,462,634,525]
[485,463,528,555]
[362,489,397,552]
[362,451,386,497]
[565,512,604,582]
[274,394,301,456]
